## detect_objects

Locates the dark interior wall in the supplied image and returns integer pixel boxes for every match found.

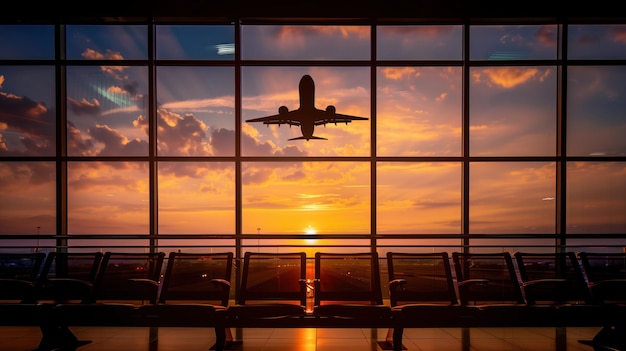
[2,0,623,22]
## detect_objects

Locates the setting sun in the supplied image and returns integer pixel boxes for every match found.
[305,225,316,234]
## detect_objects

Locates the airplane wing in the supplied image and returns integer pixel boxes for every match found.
[313,112,368,126]
[246,113,301,126]
[312,107,369,126]
[246,106,302,126]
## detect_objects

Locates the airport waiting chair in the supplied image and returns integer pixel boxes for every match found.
[218,252,307,351]
[0,252,48,333]
[227,251,307,319]
[452,252,537,328]
[0,252,46,304]
[139,252,234,350]
[57,252,165,327]
[35,251,104,351]
[578,251,626,305]
[312,252,392,323]
[452,252,525,306]
[577,251,626,350]
[385,252,460,351]
[513,251,589,305]
[37,252,103,304]
[94,251,165,303]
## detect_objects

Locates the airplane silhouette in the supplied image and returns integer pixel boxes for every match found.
[246,75,368,141]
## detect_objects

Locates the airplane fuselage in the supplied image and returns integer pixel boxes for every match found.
[297,75,323,140]
[299,74,316,112]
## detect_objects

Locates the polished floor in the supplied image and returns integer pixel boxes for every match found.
[0,326,601,351]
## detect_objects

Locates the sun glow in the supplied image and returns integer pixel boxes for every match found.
[305,225,316,234]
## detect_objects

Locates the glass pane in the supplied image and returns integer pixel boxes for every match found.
[469,238,555,252]
[567,66,626,156]
[0,162,56,234]
[158,162,235,234]
[377,25,462,60]
[66,65,148,156]
[377,239,462,256]
[157,66,235,156]
[241,25,370,60]
[470,66,556,156]
[567,162,626,234]
[470,162,556,234]
[67,161,149,234]
[377,67,462,156]
[157,239,235,254]
[567,239,626,253]
[242,162,370,235]
[68,239,150,253]
[0,66,56,156]
[241,238,370,258]
[470,25,558,60]
[241,67,370,156]
[568,24,626,59]
[377,162,461,234]
[156,25,235,60]
[0,239,55,254]
[66,25,148,60]
[0,25,55,60]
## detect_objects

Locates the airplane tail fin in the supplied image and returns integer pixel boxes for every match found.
[288,135,327,141]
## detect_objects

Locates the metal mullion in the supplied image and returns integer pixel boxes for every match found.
[370,21,377,254]
[148,20,158,253]
[462,21,471,253]
[56,22,68,252]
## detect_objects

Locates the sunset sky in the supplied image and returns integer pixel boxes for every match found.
[1,23,625,243]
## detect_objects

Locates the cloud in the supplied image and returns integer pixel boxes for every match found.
[67,121,96,155]
[210,128,235,156]
[381,26,455,36]
[157,108,209,155]
[473,67,548,88]
[0,91,55,155]
[82,48,125,60]
[381,67,419,80]
[161,96,234,112]
[89,124,147,156]
[277,26,369,40]
[535,25,558,46]
[68,97,101,116]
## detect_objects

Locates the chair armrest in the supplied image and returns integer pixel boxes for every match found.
[522,278,568,288]
[127,278,160,303]
[211,278,231,291]
[388,279,407,291]
[522,278,569,304]
[128,278,159,288]
[211,278,232,306]
[590,279,626,288]
[457,278,489,288]
[457,279,489,305]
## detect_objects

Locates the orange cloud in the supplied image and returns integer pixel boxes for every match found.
[279,26,369,39]
[381,67,419,80]
[473,67,548,88]
[535,25,557,46]
[82,48,125,60]
[381,25,456,36]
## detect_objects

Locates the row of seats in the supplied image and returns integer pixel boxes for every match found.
[1,250,625,351]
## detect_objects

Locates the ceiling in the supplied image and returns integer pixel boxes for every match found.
[3,0,623,22]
